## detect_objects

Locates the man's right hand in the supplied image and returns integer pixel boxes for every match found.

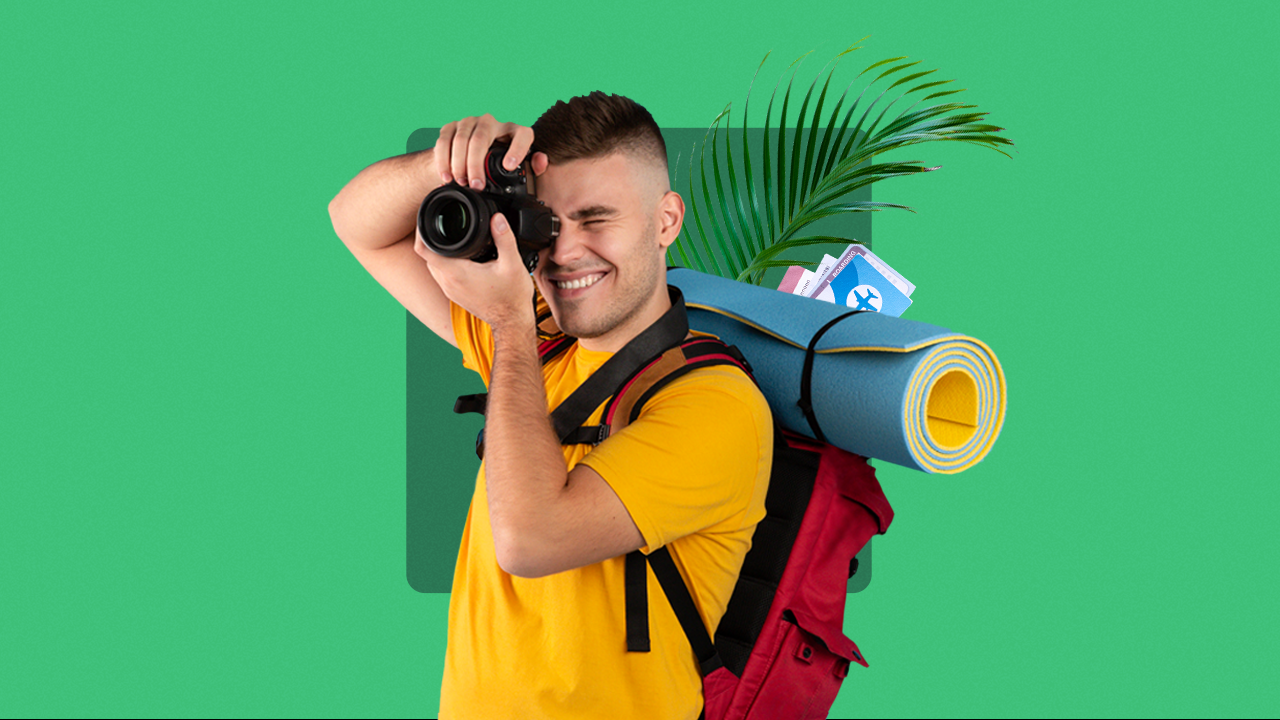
[433,114,549,191]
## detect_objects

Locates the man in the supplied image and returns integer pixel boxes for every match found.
[328,92,772,720]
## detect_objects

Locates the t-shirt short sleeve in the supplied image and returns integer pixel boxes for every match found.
[450,300,495,383]
[577,366,773,553]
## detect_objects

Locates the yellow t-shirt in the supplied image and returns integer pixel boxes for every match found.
[438,299,773,720]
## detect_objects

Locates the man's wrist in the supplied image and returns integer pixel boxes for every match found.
[490,305,538,345]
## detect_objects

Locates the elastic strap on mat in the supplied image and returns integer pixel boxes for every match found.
[797,310,866,444]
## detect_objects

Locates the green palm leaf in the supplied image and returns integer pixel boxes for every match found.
[669,40,1015,285]
[698,116,743,277]
[667,151,702,272]
[683,143,725,277]
[708,107,750,272]
[720,108,758,259]
[775,54,809,236]
[740,53,770,254]
[746,258,826,272]
[787,58,825,221]
[740,235,865,279]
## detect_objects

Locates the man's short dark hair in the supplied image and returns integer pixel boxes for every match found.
[532,91,667,173]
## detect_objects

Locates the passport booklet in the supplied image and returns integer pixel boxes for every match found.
[777,243,914,317]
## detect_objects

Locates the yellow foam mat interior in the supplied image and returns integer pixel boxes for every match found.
[925,370,978,450]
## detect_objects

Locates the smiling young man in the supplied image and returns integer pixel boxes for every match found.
[328,93,772,720]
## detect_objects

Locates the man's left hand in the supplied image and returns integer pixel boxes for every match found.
[418,212,536,332]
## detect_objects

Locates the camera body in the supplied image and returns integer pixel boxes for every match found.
[417,142,559,272]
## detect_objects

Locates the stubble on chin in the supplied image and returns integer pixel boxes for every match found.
[554,297,613,339]
[570,264,660,340]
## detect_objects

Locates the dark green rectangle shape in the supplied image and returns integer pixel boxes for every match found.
[407,127,874,593]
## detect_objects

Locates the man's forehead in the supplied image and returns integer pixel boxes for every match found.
[541,188,626,220]
[536,151,666,216]
[537,154,637,214]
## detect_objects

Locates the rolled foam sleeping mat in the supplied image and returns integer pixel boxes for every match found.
[670,268,1006,474]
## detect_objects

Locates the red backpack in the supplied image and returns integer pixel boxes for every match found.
[455,285,894,719]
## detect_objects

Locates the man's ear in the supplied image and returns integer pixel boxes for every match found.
[655,190,685,250]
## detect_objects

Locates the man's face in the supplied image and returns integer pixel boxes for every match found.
[531,152,669,343]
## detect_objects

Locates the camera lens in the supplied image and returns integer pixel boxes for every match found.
[419,187,493,259]
[434,199,470,244]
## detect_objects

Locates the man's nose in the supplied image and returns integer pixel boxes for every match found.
[548,224,588,267]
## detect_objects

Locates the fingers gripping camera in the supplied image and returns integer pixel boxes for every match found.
[417,142,560,272]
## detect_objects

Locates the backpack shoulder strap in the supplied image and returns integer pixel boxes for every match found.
[601,335,755,436]
[645,545,724,676]
[618,335,756,675]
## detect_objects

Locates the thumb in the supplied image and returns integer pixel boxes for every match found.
[491,212,519,263]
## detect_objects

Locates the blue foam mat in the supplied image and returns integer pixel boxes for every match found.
[670,268,1006,474]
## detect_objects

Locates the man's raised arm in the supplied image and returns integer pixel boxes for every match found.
[329,116,547,348]
[328,147,458,347]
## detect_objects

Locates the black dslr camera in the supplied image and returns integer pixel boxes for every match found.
[417,142,559,272]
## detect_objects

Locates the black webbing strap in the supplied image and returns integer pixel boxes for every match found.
[538,335,576,365]
[544,285,689,443]
[796,310,866,444]
[561,425,609,445]
[645,547,723,676]
[452,307,626,459]
[620,343,750,671]
[450,282,729,676]
[457,287,689,430]
[625,551,650,652]
[453,394,487,415]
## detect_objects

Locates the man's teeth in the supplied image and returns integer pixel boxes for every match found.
[556,273,604,290]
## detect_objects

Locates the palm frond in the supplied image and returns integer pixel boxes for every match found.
[681,143,724,277]
[775,53,809,237]
[698,111,745,278]
[670,40,1014,285]
[708,107,750,273]
[739,53,770,254]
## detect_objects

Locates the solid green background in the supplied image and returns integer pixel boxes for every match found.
[3,1,1277,717]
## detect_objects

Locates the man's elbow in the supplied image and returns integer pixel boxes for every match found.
[493,532,559,579]
[328,195,351,243]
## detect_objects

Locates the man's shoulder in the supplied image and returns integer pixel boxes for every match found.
[648,358,772,427]
[674,331,762,387]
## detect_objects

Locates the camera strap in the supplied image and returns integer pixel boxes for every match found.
[454,284,691,457]
[544,285,689,442]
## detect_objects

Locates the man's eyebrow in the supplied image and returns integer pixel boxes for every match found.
[566,205,619,221]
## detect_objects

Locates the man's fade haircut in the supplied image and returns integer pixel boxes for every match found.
[531,92,668,177]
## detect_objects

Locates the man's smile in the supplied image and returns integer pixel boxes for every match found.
[548,269,610,298]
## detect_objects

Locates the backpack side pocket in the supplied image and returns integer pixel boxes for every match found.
[741,608,864,720]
